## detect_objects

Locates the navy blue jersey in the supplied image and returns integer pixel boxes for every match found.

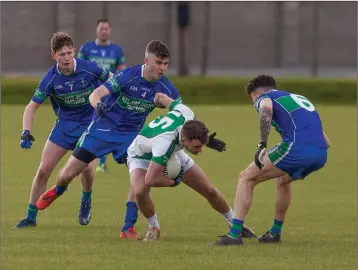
[78,41,125,73]
[255,90,327,148]
[32,59,110,122]
[95,64,181,131]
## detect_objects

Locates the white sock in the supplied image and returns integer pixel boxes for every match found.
[222,208,234,225]
[146,213,160,229]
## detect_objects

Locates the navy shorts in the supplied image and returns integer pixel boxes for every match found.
[268,142,328,180]
[48,120,90,151]
[76,121,138,161]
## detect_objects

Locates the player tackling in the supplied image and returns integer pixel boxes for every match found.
[127,93,256,241]
[215,74,330,246]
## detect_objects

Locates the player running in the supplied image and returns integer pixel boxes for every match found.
[35,41,182,233]
[215,74,330,246]
[127,93,256,240]
[78,18,126,173]
[13,32,112,229]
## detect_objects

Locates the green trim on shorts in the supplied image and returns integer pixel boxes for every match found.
[134,153,153,161]
[76,131,87,147]
[76,121,93,148]
[268,141,293,165]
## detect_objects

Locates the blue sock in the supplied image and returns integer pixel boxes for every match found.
[269,219,284,236]
[27,204,38,221]
[228,219,244,238]
[99,156,107,166]
[82,191,92,202]
[55,185,67,196]
[121,201,138,232]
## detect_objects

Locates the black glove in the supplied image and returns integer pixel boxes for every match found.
[206,132,226,152]
[20,130,35,149]
[96,102,107,117]
[254,141,267,169]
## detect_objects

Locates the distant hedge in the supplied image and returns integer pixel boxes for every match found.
[2,77,356,105]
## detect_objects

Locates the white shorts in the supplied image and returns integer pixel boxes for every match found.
[127,150,194,174]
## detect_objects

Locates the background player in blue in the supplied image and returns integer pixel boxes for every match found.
[78,18,126,173]
[215,75,331,246]
[13,32,112,229]
[36,40,182,237]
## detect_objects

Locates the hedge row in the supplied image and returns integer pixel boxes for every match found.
[1,77,356,105]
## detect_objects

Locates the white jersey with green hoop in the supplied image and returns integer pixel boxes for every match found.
[127,100,195,166]
[255,89,326,147]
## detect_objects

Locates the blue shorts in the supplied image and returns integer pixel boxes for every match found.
[77,121,138,161]
[48,120,90,151]
[268,142,328,180]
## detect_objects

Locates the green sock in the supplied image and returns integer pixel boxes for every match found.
[269,219,284,236]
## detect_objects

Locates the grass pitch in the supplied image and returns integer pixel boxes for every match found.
[1,105,356,270]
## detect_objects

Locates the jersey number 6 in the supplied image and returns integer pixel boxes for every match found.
[290,94,315,112]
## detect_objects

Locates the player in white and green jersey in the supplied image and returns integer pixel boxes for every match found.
[127,93,257,241]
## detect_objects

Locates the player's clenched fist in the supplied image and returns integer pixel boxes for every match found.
[20,130,35,149]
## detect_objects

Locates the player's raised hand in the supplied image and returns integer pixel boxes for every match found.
[254,141,267,169]
[20,130,35,149]
[95,102,107,117]
[206,132,226,152]
[154,93,172,109]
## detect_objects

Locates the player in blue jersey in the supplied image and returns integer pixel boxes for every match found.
[78,18,126,74]
[36,40,241,238]
[36,40,181,236]
[215,75,331,246]
[78,18,127,173]
[13,32,112,229]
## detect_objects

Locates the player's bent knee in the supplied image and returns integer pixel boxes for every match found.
[80,166,95,178]
[238,169,249,180]
[276,175,291,189]
[238,173,256,188]
[58,169,73,182]
[206,186,220,200]
[59,165,81,183]
[35,166,53,181]
[239,167,261,185]
[134,185,150,197]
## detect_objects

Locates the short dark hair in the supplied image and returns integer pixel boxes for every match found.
[145,40,171,59]
[245,74,276,96]
[182,120,209,145]
[97,19,111,27]
[51,32,74,53]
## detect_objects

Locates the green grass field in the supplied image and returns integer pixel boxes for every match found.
[1,105,356,270]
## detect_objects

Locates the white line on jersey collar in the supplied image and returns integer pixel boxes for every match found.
[141,64,145,78]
